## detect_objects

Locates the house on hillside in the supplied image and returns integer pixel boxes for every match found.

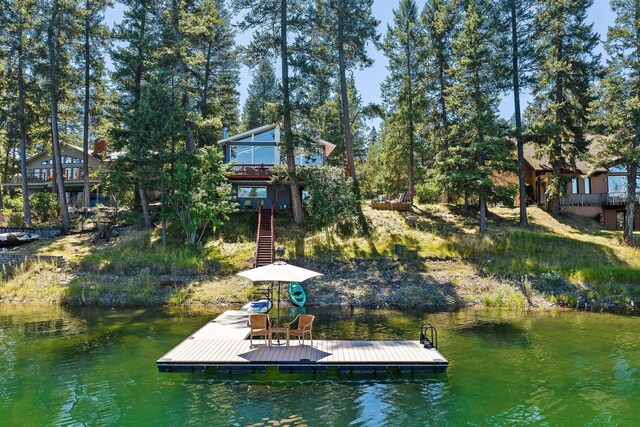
[514,142,640,230]
[3,142,106,207]
[218,124,336,209]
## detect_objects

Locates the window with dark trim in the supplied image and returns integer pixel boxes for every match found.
[584,177,591,194]
[238,186,267,199]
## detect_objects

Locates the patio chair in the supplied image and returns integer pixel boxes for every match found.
[285,314,315,346]
[249,314,272,347]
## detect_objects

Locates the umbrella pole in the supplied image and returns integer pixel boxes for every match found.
[277,283,281,325]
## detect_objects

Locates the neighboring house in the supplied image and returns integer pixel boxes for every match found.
[3,142,106,207]
[517,142,640,230]
[218,124,336,209]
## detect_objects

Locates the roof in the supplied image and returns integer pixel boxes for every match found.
[26,143,102,164]
[218,124,336,157]
[217,124,278,145]
[522,138,609,176]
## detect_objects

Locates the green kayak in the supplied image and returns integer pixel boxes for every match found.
[289,282,306,307]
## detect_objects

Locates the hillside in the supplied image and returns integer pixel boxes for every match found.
[1,204,638,310]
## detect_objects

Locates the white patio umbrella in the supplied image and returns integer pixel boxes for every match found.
[237,261,323,324]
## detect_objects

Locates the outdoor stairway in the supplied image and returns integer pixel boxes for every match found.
[254,203,275,268]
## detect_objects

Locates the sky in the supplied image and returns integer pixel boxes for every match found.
[105,0,617,124]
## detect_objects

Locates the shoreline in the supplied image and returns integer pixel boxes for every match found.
[1,257,637,313]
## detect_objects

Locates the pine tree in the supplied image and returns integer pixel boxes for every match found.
[111,0,161,227]
[44,0,83,230]
[314,0,379,186]
[0,0,41,224]
[590,0,640,245]
[241,59,281,131]
[440,0,515,233]
[527,0,599,215]
[196,0,240,144]
[381,0,424,199]
[80,0,110,209]
[498,0,536,225]
[421,0,458,200]
[234,0,310,224]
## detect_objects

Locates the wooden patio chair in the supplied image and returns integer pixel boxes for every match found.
[285,314,315,346]
[249,314,272,347]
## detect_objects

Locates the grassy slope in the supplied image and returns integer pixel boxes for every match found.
[1,205,639,308]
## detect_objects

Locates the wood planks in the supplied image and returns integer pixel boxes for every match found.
[157,310,449,373]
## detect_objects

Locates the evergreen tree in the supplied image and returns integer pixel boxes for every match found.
[421,0,458,200]
[314,0,379,186]
[590,0,640,244]
[80,0,110,209]
[502,0,536,226]
[44,0,83,230]
[381,0,425,199]
[241,59,281,131]
[234,0,310,224]
[526,0,599,214]
[196,0,240,144]
[440,0,515,233]
[0,0,41,223]
[111,0,162,226]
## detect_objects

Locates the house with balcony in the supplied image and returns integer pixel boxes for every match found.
[3,142,106,207]
[521,143,640,230]
[218,124,336,209]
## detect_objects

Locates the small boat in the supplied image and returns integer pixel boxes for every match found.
[289,282,306,307]
[246,299,272,313]
[0,232,40,248]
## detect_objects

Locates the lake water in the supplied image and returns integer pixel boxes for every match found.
[0,305,638,426]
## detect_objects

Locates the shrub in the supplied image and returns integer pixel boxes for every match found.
[299,166,360,236]
[29,192,59,223]
[415,181,440,204]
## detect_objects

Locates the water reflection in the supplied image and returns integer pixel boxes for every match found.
[0,305,638,426]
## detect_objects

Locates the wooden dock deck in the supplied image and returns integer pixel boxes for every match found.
[157,310,449,374]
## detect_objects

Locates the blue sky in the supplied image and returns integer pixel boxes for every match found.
[105,0,616,122]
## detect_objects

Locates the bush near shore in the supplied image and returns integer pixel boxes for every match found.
[0,205,638,311]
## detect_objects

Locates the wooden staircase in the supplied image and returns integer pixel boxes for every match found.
[254,202,275,267]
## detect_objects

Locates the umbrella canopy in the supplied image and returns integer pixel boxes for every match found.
[237,261,323,283]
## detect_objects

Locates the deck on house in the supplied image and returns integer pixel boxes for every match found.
[157,310,449,374]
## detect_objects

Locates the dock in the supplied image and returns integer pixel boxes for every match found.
[157,310,449,374]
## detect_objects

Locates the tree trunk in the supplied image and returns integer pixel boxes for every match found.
[624,160,637,244]
[337,17,356,182]
[17,34,31,225]
[139,184,152,228]
[281,0,303,224]
[83,5,91,209]
[479,194,487,234]
[405,19,415,199]
[172,0,195,152]
[511,0,527,226]
[47,8,71,231]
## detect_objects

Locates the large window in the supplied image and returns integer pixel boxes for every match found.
[609,164,627,173]
[295,148,323,166]
[584,177,591,194]
[608,175,627,193]
[238,186,267,199]
[230,146,276,164]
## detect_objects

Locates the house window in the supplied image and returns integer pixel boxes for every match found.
[302,189,310,200]
[608,175,627,193]
[295,148,323,166]
[238,186,267,199]
[230,146,276,164]
[571,177,579,194]
[584,177,591,194]
[253,146,276,164]
[609,164,627,173]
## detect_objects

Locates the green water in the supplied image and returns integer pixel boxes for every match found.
[0,305,638,426]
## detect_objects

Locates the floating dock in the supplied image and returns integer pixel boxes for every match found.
[157,310,449,374]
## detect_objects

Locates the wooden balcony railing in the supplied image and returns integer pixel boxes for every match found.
[542,192,640,206]
[228,164,274,179]
[6,171,104,184]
